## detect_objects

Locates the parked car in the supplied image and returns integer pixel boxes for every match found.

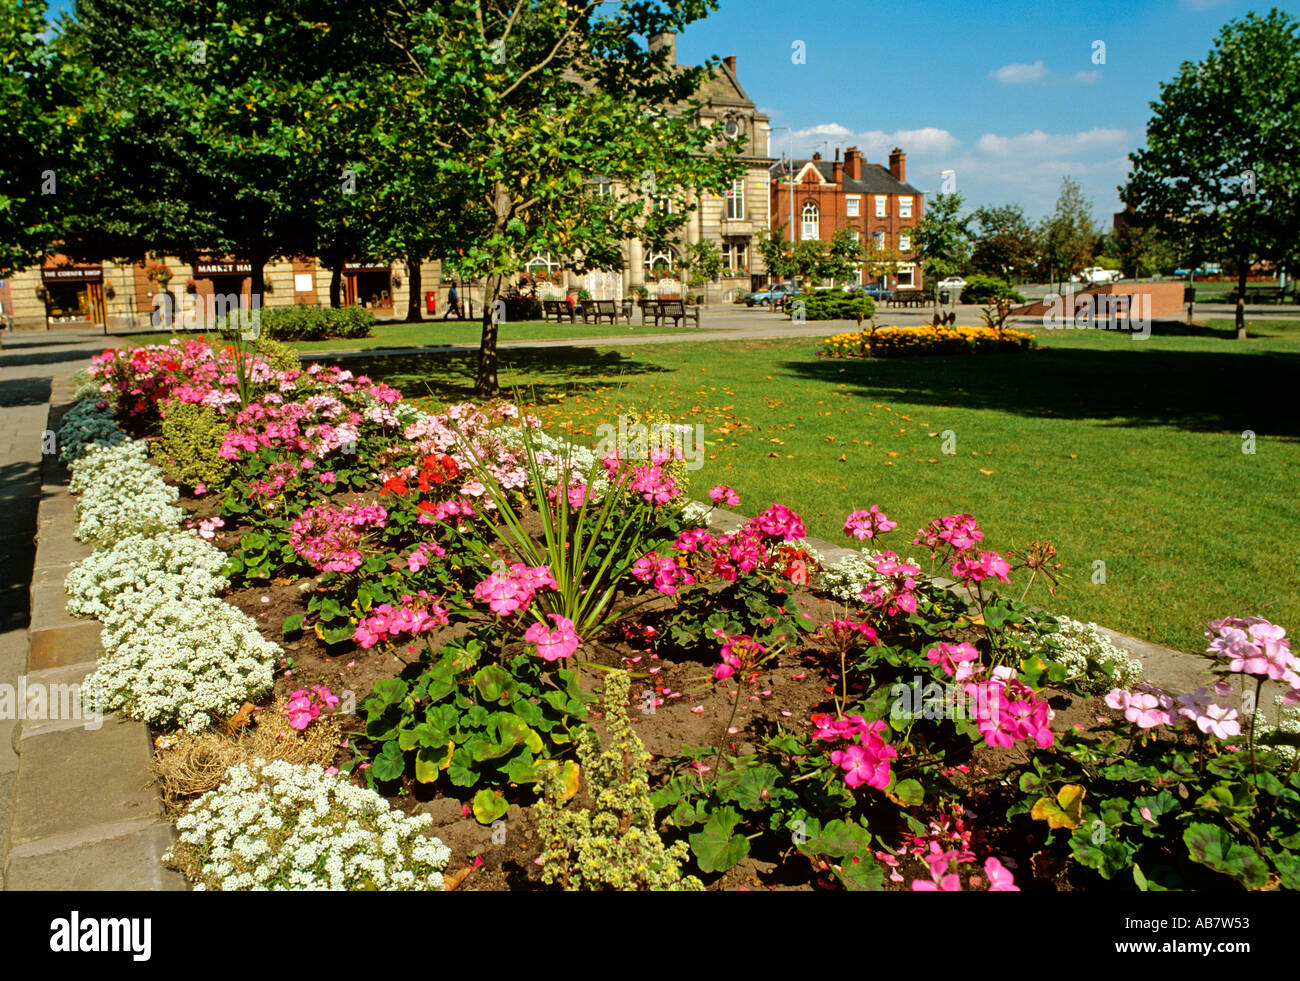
[1070,267,1123,285]
[744,281,800,306]
[937,277,967,290]
[848,283,895,300]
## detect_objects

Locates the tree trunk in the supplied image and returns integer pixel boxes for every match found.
[474,272,503,397]
[329,263,343,309]
[1235,255,1248,340]
[405,259,423,322]
[249,257,267,304]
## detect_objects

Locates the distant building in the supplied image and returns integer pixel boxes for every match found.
[770,146,925,288]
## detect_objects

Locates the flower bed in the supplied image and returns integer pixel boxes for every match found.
[818,324,1036,358]
[59,335,1300,891]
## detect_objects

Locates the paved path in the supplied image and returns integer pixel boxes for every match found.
[0,328,184,890]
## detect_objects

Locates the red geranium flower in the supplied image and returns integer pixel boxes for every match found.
[380,477,408,496]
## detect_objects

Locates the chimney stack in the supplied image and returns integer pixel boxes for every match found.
[649,30,677,67]
[723,55,736,75]
[844,146,862,180]
[832,148,843,184]
[889,147,906,182]
[812,151,822,161]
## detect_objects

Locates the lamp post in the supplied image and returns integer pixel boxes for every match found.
[770,127,796,286]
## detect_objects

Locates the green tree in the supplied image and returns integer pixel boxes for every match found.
[756,225,795,281]
[0,0,76,271]
[1125,8,1300,338]
[1037,177,1095,288]
[682,238,722,288]
[911,192,971,295]
[970,204,1037,283]
[371,1,744,396]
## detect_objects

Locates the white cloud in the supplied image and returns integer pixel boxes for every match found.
[785,124,960,157]
[974,128,1127,157]
[990,60,1047,84]
[1073,71,1102,84]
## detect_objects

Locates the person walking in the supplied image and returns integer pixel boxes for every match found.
[442,283,463,320]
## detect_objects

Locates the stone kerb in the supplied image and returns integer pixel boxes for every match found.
[3,374,187,891]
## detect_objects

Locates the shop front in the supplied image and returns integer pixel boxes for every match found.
[41,261,106,326]
[191,259,253,329]
[343,262,393,312]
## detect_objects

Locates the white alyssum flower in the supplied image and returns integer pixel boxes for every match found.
[170,760,450,891]
[1026,616,1143,687]
[83,590,276,733]
[65,530,230,620]
[70,440,181,547]
[57,398,127,463]
[817,548,922,603]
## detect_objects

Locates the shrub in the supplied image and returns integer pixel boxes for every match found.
[254,335,301,373]
[535,669,703,890]
[65,530,230,620]
[961,275,1025,306]
[56,399,126,463]
[159,401,232,489]
[787,290,876,323]
[166,759,451,890]
[217,304,376,342]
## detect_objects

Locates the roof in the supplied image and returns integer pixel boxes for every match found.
[769,158,921,196]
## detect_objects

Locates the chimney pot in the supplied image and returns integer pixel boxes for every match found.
[888,146,906,182]
[812,151,822,161]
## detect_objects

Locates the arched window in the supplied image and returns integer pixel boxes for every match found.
[643,246,678,281]
[800,202,819,241]
[525,253,560,282]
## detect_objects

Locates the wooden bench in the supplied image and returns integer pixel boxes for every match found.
[582,299,619,324]
[654,299,700,328]
[888,290,927,308]
[541,299,575,323]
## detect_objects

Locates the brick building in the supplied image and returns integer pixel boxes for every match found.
[769,146,925,289]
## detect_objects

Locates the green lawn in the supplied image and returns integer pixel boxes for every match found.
[335,318,1300,654]
[117,318,707,352]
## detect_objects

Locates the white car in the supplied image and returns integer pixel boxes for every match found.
[1070,267,1123,285]
[937,277,967,289]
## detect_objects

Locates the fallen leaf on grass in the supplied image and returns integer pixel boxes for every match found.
[886,451,899,458]
[979,469,994,475]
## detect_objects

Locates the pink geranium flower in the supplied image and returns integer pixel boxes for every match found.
[524,614,582,661]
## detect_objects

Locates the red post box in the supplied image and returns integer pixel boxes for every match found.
[425,290,437,314]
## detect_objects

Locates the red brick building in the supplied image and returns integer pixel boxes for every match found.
[769,146,925,288]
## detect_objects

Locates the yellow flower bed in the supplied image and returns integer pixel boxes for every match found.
[818,325,1036,359]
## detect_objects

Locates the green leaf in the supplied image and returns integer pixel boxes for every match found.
[1183,822,1269,888]
[689,806,749,874]
[892,778,925,807]
[281,613,303,636]
[414,743,453,783]
[371,741,405,782]
[472,788,508,824]
[835,854,885,891]
[473,664,515,703]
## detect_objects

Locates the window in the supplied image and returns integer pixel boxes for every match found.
[721,239,748,276]
[800,202,819,240]
[872,230,885,251]
[899,231,911,251]
[726,178,745,220]
[651,195,671,215]
[724,118,740,138]
[643,246,678,281]
[850,229,861,248]
[875,195,887,218]
[846,196,860,217]
[896,266,914,287]
[525,253,561,283]
[900,196,913,218]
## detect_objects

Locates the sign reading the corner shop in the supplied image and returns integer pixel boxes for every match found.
[41,266,102,282]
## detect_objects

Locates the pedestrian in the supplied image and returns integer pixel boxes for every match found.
[442,283,463,321]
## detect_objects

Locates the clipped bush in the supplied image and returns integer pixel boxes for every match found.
[217,304,376,342]
[535,669,703,890]
[960,275,1025,306]
[159,401,232,490]
[787,290,876,323]
[254,335,301,373]
[166,759,451,890]
[56,398,126,463]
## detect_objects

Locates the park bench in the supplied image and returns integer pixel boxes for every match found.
[1228,285,1287,304]
[654,298,700,328]
[888,290,927,308]
[582,299,619,325]
[541,299,575,323]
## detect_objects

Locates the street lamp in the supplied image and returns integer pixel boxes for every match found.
[769,127,796,282]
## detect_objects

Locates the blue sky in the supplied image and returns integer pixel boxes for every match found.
[43,0,1295,223]
[677,0,1298,222]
